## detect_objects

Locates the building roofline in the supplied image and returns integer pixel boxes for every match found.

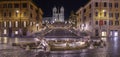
[76,7,84,14]
[76,0,91,14]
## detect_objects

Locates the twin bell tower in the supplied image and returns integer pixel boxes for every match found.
[52,6,64,22]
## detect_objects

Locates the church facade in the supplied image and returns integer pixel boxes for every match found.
[43,6,65,24]
[52,6,64,22]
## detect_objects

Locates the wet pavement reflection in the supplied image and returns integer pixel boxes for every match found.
[0,37,120,57]
[36,37,120,57]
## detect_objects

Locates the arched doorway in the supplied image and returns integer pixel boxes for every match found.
[101,31,107,37]
[23,28,27,36]
[110,30,118,37]
[95,29,99,36]
[8,28,12,37]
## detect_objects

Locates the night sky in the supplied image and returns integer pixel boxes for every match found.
[33,0,89,19]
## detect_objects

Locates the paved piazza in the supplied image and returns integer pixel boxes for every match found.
[0,37,119,57]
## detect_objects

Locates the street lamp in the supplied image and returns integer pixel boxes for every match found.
[102,10,106,12]
[16,10,19,13]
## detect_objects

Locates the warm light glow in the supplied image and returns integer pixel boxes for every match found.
[110,31,118,37]
[16,10,19,13]
[102,31,107,36]
[36,24,39,27]
[53,43,66,47]
[85,24,88,30]
[9,21,12,27]
[65,21,67,24]
[4,37,7,44]
[15,38,19,43]
[114,31,118,36]
[0,37,1,43]
[114,37,118,48]
[102,10,106,12]
[101,37,107,41]
[110,31,112,36]
[34,38,40,41]
[53,21,55,23]
[4,29,7,34]
[15,21,18,27]
[24,21,26,27]
[82,24,84,27]
[33,22,35,24]
[30,22,33,26]
[81,24,84,30]
[41,39,48,46]
[55,19,57,21]
[15,31,18,35]
[76,41,85,45]
[4,21,6,27]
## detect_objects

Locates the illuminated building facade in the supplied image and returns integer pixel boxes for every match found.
[0,0,43,37]
[52,6,64,22]
[43,6,65,24]
[69,11,77,27]
[76,0,120,37]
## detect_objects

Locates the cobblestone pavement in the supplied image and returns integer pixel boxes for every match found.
[0,44,37,57]
[1,37,120,57]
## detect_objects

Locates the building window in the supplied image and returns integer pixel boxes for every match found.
[9,21,11,28]
[24,12,27,17]
[22,3,27,8]
[115,13,119,19]
[104,21,107,25]
[89,13,91,18]
[95,12,98,16]
[4,21,7,27]
[14,3,19,8]
[8,3,12,8]
[30,13,32,18]
[36,9,38,14]
[83,9,86,13]
[3,29,7,35]
[102,31,107,36]
[109,20,113,25]
[109,13,113,18]
[95,2,98,7]
[95,21,98,25]
[83,16,86,22]
[115,3,118,8]
[109,3,112,8]
[115,21,119,25]
[0,4,2,8]
[30,5,33,10]
[16,12,19,17]
[0,22,1,27]
[89,4,91,9]
[9,12,11,17]
[15,21,18,27]
[3,4,7,8]
[24,21,26,27]
[99,20,103,26]
[104,12,107,17]
[30,22,33,26]
[104,2,107,7]
[4,12,7,17]
[95,29,99,36]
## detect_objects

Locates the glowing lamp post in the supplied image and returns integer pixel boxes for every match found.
[16,10,19,13]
